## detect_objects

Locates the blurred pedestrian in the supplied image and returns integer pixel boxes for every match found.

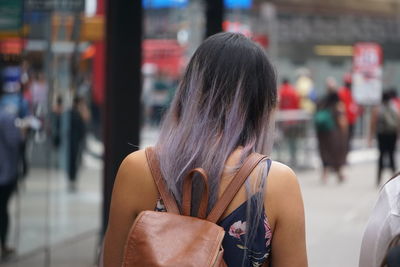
[29,72,48,115]
[369,91,400,187]
[51,95,63,149]
[315,77,348,183]
[151,72,169,126]
[104,33,307,267]
[338,73,358,153]
[19,79,33,179]
[295,68,316,114]
[65,96,87,192]
[25,72,48,144]
[50,95,64,169]
[0,77,22,261]
[388,88,400,114]
[141,63,157,127]
[359,175,400,267]
[0,73,30,123]
[0,73,30,179]
[278,77,301,166]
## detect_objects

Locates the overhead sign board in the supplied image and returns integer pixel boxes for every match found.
[142,0,252,9]
[225,0,252,9]
[352,43,383,105]
[0,0,23,31]
[0,38,25,54]
[278,15,400,44]
[25,0,85,11]
[143,0,188,9]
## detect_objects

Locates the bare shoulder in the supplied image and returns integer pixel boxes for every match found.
[268,161,299,188]
[112,149,158,215]
[264,164,307,266]
[264,161,303,231]
[246,160,297,193]
[104,149,158,267]
[117,149,149,180]
[265,160,301,211]
[115,149,148,189]
[248,159,298,194]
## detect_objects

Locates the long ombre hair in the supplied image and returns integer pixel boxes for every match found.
[155,32,277,261]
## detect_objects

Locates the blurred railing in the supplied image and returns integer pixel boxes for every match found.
[273,110,318,169]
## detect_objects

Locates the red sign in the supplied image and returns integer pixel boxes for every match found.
[142,39,185,78]
[0,38,25,54]
[353,43,382,72]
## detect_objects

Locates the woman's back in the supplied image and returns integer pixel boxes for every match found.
[104,147,307,266]
[154,148,272,266]
[103,32,307,267]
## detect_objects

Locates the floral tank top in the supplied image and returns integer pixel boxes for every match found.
[155,160,273,267]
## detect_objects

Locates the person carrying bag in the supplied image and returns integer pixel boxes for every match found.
[103,32,307,267]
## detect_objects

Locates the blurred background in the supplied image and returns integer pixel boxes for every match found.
[0,0,400,266]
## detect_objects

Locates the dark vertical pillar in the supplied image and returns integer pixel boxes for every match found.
[92,0,105,112]
[205,0,224,38]
[103,0,142,234]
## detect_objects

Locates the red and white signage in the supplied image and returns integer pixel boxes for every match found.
[352,43,383,105]
[0,38,25,54]
[142,39,185,78]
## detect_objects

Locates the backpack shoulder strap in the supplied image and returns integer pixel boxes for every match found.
[145,147,180,214]
[206,153,268,224]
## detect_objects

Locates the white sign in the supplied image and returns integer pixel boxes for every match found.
[352,43,383,105]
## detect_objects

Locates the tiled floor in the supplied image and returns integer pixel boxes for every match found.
[3,161,102,267]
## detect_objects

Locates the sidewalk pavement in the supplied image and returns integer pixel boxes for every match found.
[1,128,389,267]
[3,163,102,267]
[300,161,382,267]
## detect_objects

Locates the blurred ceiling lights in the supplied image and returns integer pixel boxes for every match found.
[314,45,354,56]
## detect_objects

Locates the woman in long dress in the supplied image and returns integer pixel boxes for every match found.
[315,78,348,183]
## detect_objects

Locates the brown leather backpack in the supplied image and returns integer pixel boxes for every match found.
[121,147,267,267]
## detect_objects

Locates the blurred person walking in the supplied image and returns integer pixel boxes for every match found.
[151,73,169,126]
[279,77,301,166]
[51,95,64,168]
[64,96,88,192]
[141,64,157,126]
[338,73,359,153]
[25,72,48,145]
[103,33,307,267]
[314,77,348,183]
[295,68,316,114]
[0,78,22,261]
[0,73,30,180]
[18,82,32,179]
[388,88,400,114]
[51,95,63,149]
[369,91,400,187]
[28,72,48,114]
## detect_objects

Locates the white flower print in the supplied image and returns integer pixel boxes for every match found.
[229,220,247,239]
